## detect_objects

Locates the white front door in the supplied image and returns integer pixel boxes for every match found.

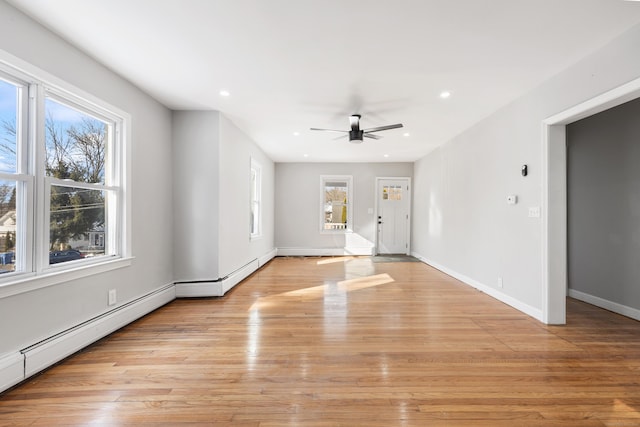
[376,178,410,255]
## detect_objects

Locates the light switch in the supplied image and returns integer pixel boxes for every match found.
[528,207,540,218]
[367,208,373,214]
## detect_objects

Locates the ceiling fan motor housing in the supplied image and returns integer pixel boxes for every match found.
[349,130,364,143]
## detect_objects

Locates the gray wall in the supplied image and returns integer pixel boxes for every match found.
[568,97,640,309]
[172,111,220,280]
[219,115,275,276]
[172,111,275,282]
[0,2,174,354]
[275,162,412,252]
[412,23,640,318]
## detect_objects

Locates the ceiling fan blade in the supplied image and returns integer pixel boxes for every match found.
[310,128,348,133]
[363,133,381,140]
[349,114,361,132]
[363,123,403,133]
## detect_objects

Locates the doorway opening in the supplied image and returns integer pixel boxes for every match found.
[543,77,640,324]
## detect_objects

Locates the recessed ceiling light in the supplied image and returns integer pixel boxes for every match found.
[303,154,309,158]
[383,154,390,158]
[293,132,300,136]
[440,91,451,99]
[403,132,410,137]
[219,90,230,97]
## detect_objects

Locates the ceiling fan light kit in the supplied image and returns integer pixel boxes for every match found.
[311,114,403,143]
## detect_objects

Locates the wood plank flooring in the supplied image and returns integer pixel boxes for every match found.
[2,256,640,426]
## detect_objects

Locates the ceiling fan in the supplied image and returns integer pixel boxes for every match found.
[310,114,403,143]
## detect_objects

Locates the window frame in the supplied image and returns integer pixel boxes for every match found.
[250,158,262,240]
[41,88,123,271]
[320,175,353,234]
[0,52,132,299]
[0,69,32,276]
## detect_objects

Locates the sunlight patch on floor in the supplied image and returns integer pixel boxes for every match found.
[611,399,640,417]
[249,273,395,311]
[337,273,395,291]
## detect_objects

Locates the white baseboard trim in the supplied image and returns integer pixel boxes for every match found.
[0,352,24,393]
[277,247,373,257]
[411,252,543,322]
[568,289,640,321]
[22,284,175,379]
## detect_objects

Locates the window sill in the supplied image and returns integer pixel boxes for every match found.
[0,256,134,299]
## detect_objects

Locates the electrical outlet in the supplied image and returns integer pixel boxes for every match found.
[498,277,503,288]
[108,289,117,306]
[528,207,540,218]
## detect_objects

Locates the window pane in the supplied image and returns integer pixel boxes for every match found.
[49,185,106,265]
[324,181,347,230]
[251,168,257,200]
[45,98,107,184]
[0,79,18,173]
[383,185,402,201]
[250,163,261,237]
[251,201,259,235]
[0,180,17,273]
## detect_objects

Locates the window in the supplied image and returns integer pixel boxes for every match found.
[382,185,403,201]
[320,175,352,232]
[0,58,129,289]
[250,159,261,239]
[45,97,114,265]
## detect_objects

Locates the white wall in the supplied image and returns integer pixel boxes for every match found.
[275,162,412,254]
[0,2,173,353]
[412,23,640,320]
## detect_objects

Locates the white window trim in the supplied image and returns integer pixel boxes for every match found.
[0,49,132,297]
[320,175,353,234]
[250,158,262,240]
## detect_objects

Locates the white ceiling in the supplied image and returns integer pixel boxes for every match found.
[8,0,640,162]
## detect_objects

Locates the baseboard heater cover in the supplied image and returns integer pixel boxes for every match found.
[0,352,25,393]
[175,258,260,297]
[21,284,175,378]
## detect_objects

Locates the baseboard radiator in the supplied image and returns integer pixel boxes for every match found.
[1,248,277,393]
[175,249,277,297]
[0,284,175,393]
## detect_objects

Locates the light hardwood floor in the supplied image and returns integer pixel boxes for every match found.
[2,256,640,426]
